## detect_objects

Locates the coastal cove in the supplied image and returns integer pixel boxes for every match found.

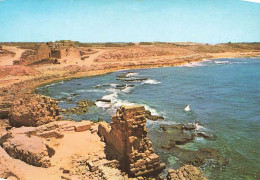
[36,57,260,180]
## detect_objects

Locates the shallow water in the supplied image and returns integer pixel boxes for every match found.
[37,57,260,180]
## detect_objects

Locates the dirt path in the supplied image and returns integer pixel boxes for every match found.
[0,46,26,66]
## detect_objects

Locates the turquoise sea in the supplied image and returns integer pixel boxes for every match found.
[37,57,260,180]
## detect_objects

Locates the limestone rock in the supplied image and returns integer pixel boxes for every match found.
[0,120,94,168]
[9,94,62,127]
[0,146,25,180]
[167,164,208,180]
[1,133,51,167]
[144,110,164,121]
[75,121,93,132]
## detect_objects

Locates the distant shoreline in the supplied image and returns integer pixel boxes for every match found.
[32,54,260,92]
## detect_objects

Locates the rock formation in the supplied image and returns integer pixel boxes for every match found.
[9,94,62,127]
[167,164,208,180]
[98,105,166,177]
[0,146,25,180]
[0,120,94,168]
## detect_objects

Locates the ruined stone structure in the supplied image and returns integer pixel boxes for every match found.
[9,94,62,127]
[98,106,165,177]
[14,42,80,65]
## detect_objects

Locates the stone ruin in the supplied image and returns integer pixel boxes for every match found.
[9,94,63,127]
[13,41,80,65]
[98,105,166,177]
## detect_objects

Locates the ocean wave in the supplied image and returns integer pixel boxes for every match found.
[126,72,139,77]
[102,92,118,101]
[202,59,213,63]
[214,60,230,64]
[61,92,71,96]
[232,62,248,64]
[94,83,118,88]
[95,101,112,108]
[109,83,118,87]
[121,86,133,93]
[45,81,64,87]
[195,123,204,130]
[113,99,160,115]
[180,62,205,67]
[96,90,161,117]
[142,79,161,84]
[77,89,106,93]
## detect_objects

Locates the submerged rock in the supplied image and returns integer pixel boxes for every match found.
[115,84,127,89]
[64,99,96,115]
[144,110,164,121]
[96,99,111,103]
[197,131,217,140]
[118,78,148,82]
[160,123,196,131]
[165,147,228,167]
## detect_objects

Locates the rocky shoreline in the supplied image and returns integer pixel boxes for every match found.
[1,43,260,179]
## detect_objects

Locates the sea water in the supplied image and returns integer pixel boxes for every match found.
[36,58,260,180]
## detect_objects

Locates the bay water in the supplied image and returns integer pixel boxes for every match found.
[36,58,260,179]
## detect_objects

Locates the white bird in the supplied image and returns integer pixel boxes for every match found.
[184,104,191,111]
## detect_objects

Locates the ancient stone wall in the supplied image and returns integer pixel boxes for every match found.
[98,105,165,177]
[9,94,62,127]
[36,45,50,60]
[50,49,62,59]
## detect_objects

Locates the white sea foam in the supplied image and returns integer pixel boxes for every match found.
[109,83,118,87]
[202,59,213,63]
[45,81,64,87]
[180,62,205,67]
[121,87,133,93]
[61,92,70,96]
[194,137,205,142]
[113,99,160,115]
[232,62,248,64]
[126,72,139,77]
[195,123,204,130]
[77,89,105,93]
[142,79,161,85]
[102,92,118,101]
[96,90,160,117]
[45,84,55,87]
[214,61,230,64]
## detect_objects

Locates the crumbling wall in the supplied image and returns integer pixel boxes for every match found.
[9,94,62,127]
[36,45,50,60]
[98,105,165,177]
[50,49,62,59]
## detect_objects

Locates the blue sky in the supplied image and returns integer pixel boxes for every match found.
[0,0,259,43]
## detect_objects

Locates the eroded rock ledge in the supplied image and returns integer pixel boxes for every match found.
[167,165,208,180]
[0,120,93,168]
[98,105,166,177]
